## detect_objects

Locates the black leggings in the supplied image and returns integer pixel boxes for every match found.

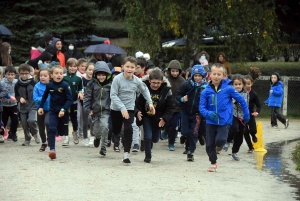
[228,117,245,153]
[111,110,134,153]
[244,116,257,150]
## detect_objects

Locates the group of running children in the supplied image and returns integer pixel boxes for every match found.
[0,56,289,172]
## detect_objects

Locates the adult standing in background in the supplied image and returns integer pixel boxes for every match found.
[0,42,12,66]
[52,38,65,67]
[215,52,231,75]
[64,41,84,64]
[193,50,210,66]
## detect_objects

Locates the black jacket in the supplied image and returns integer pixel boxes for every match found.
[176,78,207,114]
[135,76,174,127]
[27,51,52,69]
[63,41,84,63]
[248,89,261,114]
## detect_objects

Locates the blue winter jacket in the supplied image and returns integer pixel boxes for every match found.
[199,79,250,126]
[33,81,50,111]
[264,80,283,108]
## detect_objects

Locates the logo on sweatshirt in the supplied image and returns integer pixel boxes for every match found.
[58,87,63,93]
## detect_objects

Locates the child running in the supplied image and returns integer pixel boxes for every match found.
[264,72,289,129]
[110,56,155,163]
[223,74,249,161]
[82,62,95,146]
[83,61,111,156]
[200,63,249,172]
[176,65,207,161]
[38,65,73,159]
[136,68,174,163]
[243,74,261,153]
[33,68,51,151]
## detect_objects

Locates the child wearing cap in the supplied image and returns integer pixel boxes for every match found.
[176,65,207,161]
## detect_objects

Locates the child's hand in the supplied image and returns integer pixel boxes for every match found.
[78,93,84,100]
[252,112,259,117]
[122,110,129,119]
[20,97,26,104]
[183,95,188,102]
[149,104,156,115]
[137,111,143,121]
[270,90,273,93]
[209,112,218,120]
[10,96,16,101]
[89,111,93,116]
[158,118,165,127]
[38,108,44,115]
[58,111,65,117]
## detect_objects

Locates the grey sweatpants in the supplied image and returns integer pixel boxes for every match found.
[77,101,83,136]
[132,117,140,145]
[92,111,109,147]
[82,107,93,139]
[20,110,38,141]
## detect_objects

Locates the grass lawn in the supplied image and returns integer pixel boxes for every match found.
[292,142,300,171]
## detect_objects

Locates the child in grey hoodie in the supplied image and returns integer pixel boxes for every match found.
[110,56,155,163]
[83,61,112,156]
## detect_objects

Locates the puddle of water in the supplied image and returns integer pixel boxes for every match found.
[258,138,300,200]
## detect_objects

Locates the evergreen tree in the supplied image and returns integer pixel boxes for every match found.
[0,0,98,64]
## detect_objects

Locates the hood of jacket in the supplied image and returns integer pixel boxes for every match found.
[167,60,182,74]
[270,72,281,84]
[45,44,56,56]
[93,61,112,79]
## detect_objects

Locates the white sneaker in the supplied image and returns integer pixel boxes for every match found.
[0,135,4,143]
[89,136,95,147]
[82,138,89,147]
[72,131,79,144]
[62,136,70,147]
[33,135,41,144]
[123,152,131,163]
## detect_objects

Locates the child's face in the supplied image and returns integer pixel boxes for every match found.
[97,73,107,83]
[170,69,179,78]
[19,70,30,81]
[40,70,50,84]
[78,62,87,74]
[233,79,244,92]
[210,67,224,85]
[193,74,203,82]
[135,65,145,76]
[68,64,78,74]
[271,75,278,83]
[52,68,64,82]
[5,72,16,82]
[244,79,253,91]
[149,79,163,90]
[86,65,94,79]
[122,61,136,78]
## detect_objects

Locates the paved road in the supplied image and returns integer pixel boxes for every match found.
[0,118,299,201]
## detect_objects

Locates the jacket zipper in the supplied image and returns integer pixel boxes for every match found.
[191,89,197,114]
[216,90,219,125]
[100,87,103,115]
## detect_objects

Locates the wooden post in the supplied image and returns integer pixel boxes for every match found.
[282,76,288,116]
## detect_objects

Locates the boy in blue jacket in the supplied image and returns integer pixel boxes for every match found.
[264,72,289,129]
[200,63,250,172]
[176,65,207,162]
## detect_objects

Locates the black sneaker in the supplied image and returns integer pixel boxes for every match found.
[199,135,205,145]
[12,133,18,142]
[252,135,258,143]
[183,150,188,154]
[180,136,186,144]
[144,153,151,163]
[140,140,145,152]
[123,152,131,163]
[100,146,106,156]
[187,152,194,161]
[94,138,100,148]
[106,140,111,147]
[39,144,47,152]
[114,146,120,152]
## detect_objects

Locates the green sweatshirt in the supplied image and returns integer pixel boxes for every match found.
[63,72,83,102]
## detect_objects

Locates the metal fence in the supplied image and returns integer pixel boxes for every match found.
[252,76,300,117]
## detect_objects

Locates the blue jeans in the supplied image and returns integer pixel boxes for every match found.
[164,112,180,145]
[48,111,69,151]
[206,124,230,164]
[181,112,200,153]
[143,116,161,154]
